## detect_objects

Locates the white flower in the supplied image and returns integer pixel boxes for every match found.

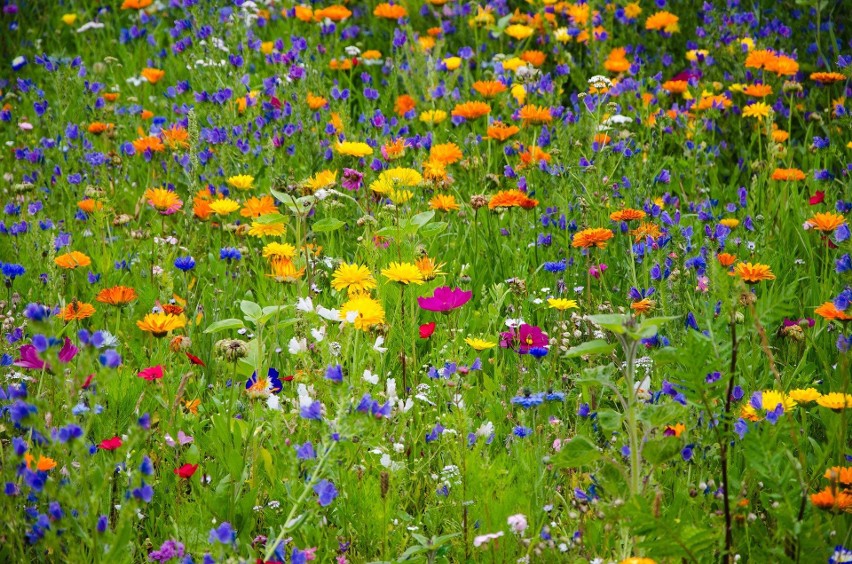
[296,297,313,312]
[344,310,358,323]
[288,337,308,355]
[373,336,388,353]
[344,45,361,57]
[317,305,340,321]
[77,21,105,33]
[266,395,280,410]
[311,326,326,343]
[362,369,379,385]
[507,514,528,534]
[126,76,146,87]
[504,317,525,329]
[476,421,494,437]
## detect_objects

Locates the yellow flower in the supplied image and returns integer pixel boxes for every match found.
[788,388,821,404]
[54,251,92,270]
[336,141,373,158]
[742,102,771,119]
[262,242,296,260]
[733,262,775,283]
[429,194,460,212]
[227,175,255,191]
[420,110,447,124]
[381,262,425,285]
[248,221,286,237]
[305,170,337,192]
[817,393,852,411]
[443,57,462,71]
[370,168,422,194]
[267,259,305,283]
[739,390,797,422]
[465,337,497,351]
[61,13,78,25]
[136,313,186,338]
[144,187,183,213]
[332,263,377,293]
[505,24,534,40]
[340,294,386,331]
[416,257,445,281]
[389,189,413,205]
[719,218,739,229]
[547,298,579,311]
[209,198,241,216]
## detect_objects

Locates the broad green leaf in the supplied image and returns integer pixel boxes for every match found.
[240,300,262,321]
[410,210,435,227]
[596,409,622,432]
[564,339,615,358]
[575,364,616,386]
[553,435,601,468]
[312,217,345,232]
[419,221,447,238]
[203,318,245,334]
[586,314,629,334]
[642,437,682,465]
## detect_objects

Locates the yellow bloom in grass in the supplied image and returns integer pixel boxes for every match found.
[817,393,852,411]
[620,559,656,564]
[429,194,460,212]
[136,313,186,338]
[742,102,771,119]
[248,221,286,237]
[443,57,462,71]
[54,251,92,270]
[465,337,497,351]
[209,198,241,216]
[719,218,739,229]
[381,262,425,285]
[144,187,183,213]
[420,110,447,124]
[505,24,534,40]
[340,294,386,331]
[305,170,337,192]
[415,256,445,281]
[389,189,413,205]
[267,259,305,283]
[61,13,78,25]
[788,388,821,404]
[336,141,373,158]
[227,175,254,191]
[547,298,579,311]
[332,263,377,294]
[740,390,797,422]
[263,242,296,260]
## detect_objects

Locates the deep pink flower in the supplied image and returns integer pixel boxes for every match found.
[99,436,123,451]
[58,338,78,363]
[14,345,50,371]
[341,168,363,191]
[138,365,164,381]
[417,286,472,313]
[419,322,436,339]
[500,324,548,354]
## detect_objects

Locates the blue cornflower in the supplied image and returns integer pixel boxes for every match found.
[513,426,533,438]
[219,247,241,262]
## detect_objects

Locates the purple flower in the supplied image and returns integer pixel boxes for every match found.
[208,522,235,545]
[295,442,316,460]
[314,479,338,507]
[14,345,50,371]
[341,168,363,190]
[500,324,548,354]
[417,286,472,313]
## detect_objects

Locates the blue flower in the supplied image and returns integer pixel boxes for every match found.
[208,522,235,545]
[219,247,242,262]
[513,426,532,438]
[295,442,316,460]
[425,423,445,443]
[132,482,154,503]
[734,418,748,439]
[300,402,322,421]
[324,364,343,383]
[313,479,338,507]
[174,256,196,271]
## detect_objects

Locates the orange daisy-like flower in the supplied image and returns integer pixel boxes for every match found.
[744,49,776,70]
[815,302,852,321]
[766,54,799,76]
[733,262,775,283]
[717,253,737,267]
[55,251,92,270]
[631,298,656,314]
[60,301,96,322]
[609,208,646,222]
[631,222,662,242]
[604,48,631,73]
[519,146,551,167]
[25,453,58,472]
[314,5,351,21]
[743,83,773,97]
[451,101,491,120]
[645,10,679,32]
[806,212,846,233]
[488,189,538,210]
[520,50,546,67]
[771,168,806,181]
[382,138,406,160]
[136,312,187,338]
[141,68,165,84]
[662,80,688,94]
[103,93,120,103]
[472,80,507,98]
[88,122,114,135]
[240,195,278,218]
[593,133,612,146]
[695,94,732,111]
[518,104,553,125]
[306,93,328,111]
[429,194,460,212]
[394,94,416,117]
[824,467,852,486]
[161,124,190,149]
[810,487,852,512]
[572,228,614,249]
[487,121,520,142]
[78,199,103,214]
[96,286,138,307]
[121,0,152,8]
[810,72,846,84]
[144,187,183,214]
[429,142,463,165]
[132,135,165,153]
[373,2,407,19]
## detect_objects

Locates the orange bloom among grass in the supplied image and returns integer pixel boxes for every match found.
[54,251,92,270]
[96,286,138,307]
[451,101,491,120]
[488,190,538,210]
[572,228,614,249]
[487,121,520,142]
[815,302,852,321]
[733,262,775,283]
[610,208,646,222]
[60,301,96,322]
[806,212,846,233]
[136,313,187,337]
[771,168,806,181]
[518,105,552,125]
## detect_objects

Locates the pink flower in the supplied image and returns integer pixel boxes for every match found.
[417,286,472,313]
[499,324,548,354]
[419,322,436,339]
[138,365,164,381]
[14,345,50,371]
[473,531,504,547]
[507,513,528,534]
[99,436,123,451]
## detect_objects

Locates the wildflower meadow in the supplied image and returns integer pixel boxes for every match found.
[2,0,852,562]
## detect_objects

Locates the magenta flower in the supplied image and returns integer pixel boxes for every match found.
[417,286,472,313]
[14,345,50,371]
[341,168,363,191]
[500,324,548,354]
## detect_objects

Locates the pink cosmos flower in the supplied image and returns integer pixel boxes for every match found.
[499,324,548,354]
[417,286,472,313]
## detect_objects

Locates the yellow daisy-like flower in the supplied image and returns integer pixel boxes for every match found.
[443,56,462,71]
[419,110,447,124]
[267,258,305,283]
[332,263,377,293]
[816,393,852,411]
[248,221,286,238]
[370,167,423,194]
[547,298,579,311]
[788,388,822,404]
[429,194,459,212]
[505,24,534,40]
[465,337,497,351]
[262,242,296,260]
[719,218,739,229]
[381,262,425,285]
[136,313,186,338]
[415,257,446,281]
[336,141,373,158]
[389,189,413,205]
[227,175,254,191]
[305,170,337,192]
[742,102,771,119]
[209,198,241,216]
[740,390,797,421]
[340,294,386,331]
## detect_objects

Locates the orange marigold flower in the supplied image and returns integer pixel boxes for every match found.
[520,50,546,67]
[810,72,846,84]
[593,133,611,146]
[717,253,737,267]
[472,80,507,98]
[88,122,113,135]
[429,142,463,165]
[487,121,520,142]
[161,124,189,149]
[25,453,58,472]
[518,104,552,125]
[733,262,775,283]
[78,199,103,214]
[55,251,92,269]
[394,94,416,117]
[488,189,537,210]
[193,197,213,221]
[824,467,852,486]
[631,222,662,242]
[241,195,278,218]
[140,109,154,120]
[645,10,679,32]
[631,298,656,314]
[806,212,846,233]
[451,101,491,120]
[695,94,732,111]
[61,301,96,322]
[771,129,789,143]
[771,168,806,181]
[815,302,852,321]
[141,68,165,84]
[810,487,852,512]
[743,83,773,97]
[744,49,776,69]
[121,0,152,9]
[610,208,646,222]
[314,5,351,21]
[103,93,120,102]
[662,80,688,94]
[429,194,460,212]
[373,2,407,19]
[604,48,631,73]
[572,228,614,249]
[306,93,327,110]
[766,55,798,76]
[519,146,550,167]
[132,135,165,153]
[97,286,138,307]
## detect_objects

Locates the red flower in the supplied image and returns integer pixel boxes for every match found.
[99,436,123,451]
[809,191,825,205]
[81,374,95,389]
[138,365,164,381]
[174,463,198,479]
[186,352,205,366]
[419,322,436,339]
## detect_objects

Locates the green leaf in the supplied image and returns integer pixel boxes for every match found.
[596,409,622,433]
[552,435,601,468]
[410,210,435,227]
[240,300,262,321]
[642,437,683,465]
[313,217,345,232]
[574,364,617,387]
[564,339,615,358]
[586,314,628,334]
[203,318,245,334]
[419,221,447,238]
[640,402,688,427]
[630,315,680,340]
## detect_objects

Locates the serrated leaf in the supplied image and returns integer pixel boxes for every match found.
[203,318,245,334]
[564,339,615,358]
[312,217,345,232]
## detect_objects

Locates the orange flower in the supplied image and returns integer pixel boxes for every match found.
[717,253,737,267]
[518,104,552,125]
[472,80,507,98]
[78,199,103,214]
[806,212,846,233]
[662,80,688,94]
[88,122,113,135]
[429,142,463,165]
[121,0,152,9]
[572,228,614,249]
[240,195,278,218]
[292,5,313,22]
[810,487,852,512]
[645,10,679,32]
[382,138,407,160]
[488,190,538,210]
[815,302,852,321]
[771,168,805,181]
[60,301,96,322]
[140,109,154,120]
[744,49,776,69]
[54,251,92,269]
[25,453,58,471]
[766,55,798,76]
[161,124,189,149]
[810,72,846,84]
[743,84,773,97]
[314,5,351,21]
[451,101,491,120]
[307,93,328,110]
[373,2,407,19]
[193,197,213,221]
[394,94,416,117]
[519,146,551,167]
[429,194,460,212]
[132,135,165,153]
[96,286,138,307]
[487,121,520,142]
[631,298,656,314]
[604,48,631,73]
[695,94,732,111]
[103,93,120,103]
[610,208,646,222]
[593,133,611,146]
[824,467,852,486]
[141,68,165,84]
[733,262,775,283]
[631,222,662,242]
[520,50,546,67]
